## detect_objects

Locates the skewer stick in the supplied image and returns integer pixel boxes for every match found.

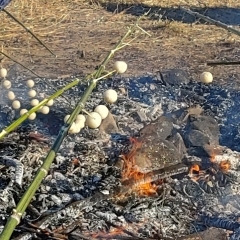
[2,9,56,56]
[180,7,240,37]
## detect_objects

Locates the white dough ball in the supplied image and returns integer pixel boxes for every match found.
[3,80,11,89]
[28,89,37,98]
[103,89,118,104]
[0,68,7,78]
[71,123,82,134]
[20,109,28,116]
[31,99,39,106]
[28,112,36,120]
[26,79,35,88]
[200,72,213,84]
[7,91,15,100]
[75,119,85,129]
[94,105,109,119]
[46,99,54,106]
[76,114,86,122]
[86,112,102,129]
[68,122,76,134]
[12,100,21,109]
[114,61,128,74]
[64,115,70,123]
[41,106,50,114]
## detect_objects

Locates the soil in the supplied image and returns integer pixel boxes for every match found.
[0,0,240,87]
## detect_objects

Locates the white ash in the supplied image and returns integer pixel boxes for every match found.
[1,74,240,239]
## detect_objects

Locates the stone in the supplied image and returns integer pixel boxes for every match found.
[139,116,173,140]
[133,137,182,173]
[185,129,210,147]
[189,114,220,145]
[168,132,187,159]
[99,112,119,134]
[160,69,190,86]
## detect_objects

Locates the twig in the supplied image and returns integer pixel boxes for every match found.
[180,7,240,37]
[2,9,56,56]
[0,51,43,78]
[207,60,240,66]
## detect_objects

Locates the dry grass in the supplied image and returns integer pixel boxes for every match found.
[0,0,240,85]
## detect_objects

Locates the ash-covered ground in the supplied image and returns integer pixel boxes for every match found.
[0,70,240,240]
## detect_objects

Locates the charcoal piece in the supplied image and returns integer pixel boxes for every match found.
[187,147,211,159]
[165,107,190,124]
[133,137,182,173]
[139,116,173,140]
[0,105,15,130]
[185,129,210,147]
[200,215,240,231]
[179,89,206,103]
[189,115,219,145]
[160,69,190,86]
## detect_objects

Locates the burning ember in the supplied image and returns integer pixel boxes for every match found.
[120,137,158,196]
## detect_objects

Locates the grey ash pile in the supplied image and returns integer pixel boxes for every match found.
[0,70,240,239]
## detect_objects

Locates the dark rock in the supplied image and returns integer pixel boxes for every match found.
[187,147,211,158]
[139,116,173,140]
[168,132,187,159]
[189,114,220,145]
[185,129,210,147]
[133,137,182,173]
[160,69,190,86]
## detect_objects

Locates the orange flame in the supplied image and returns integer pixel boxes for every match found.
[91,227,125,238]
[121,138,158,196]
[219,160,231,172]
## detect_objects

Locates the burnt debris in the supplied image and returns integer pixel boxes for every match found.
[1,71,240,239]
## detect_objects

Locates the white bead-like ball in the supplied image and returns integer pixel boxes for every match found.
[94,105,109,119]
[71,123,82,134]
[31,99,39,106]
[28,89,37,98]
[103,89,118,104]
[75,119,85,129]
[64,114,70,123]
[7,91,15,100]
[28,112,36,120]
[20,109,28,116]
[114,61,128,74]
[41,106,50,114]
[200,72,213,84]
[86,112,102,129]
[12,100,21,109]
[76,114,86,122]
[46,99,54,106]
[68,122,76,134]
[0,68,7,78]
[3,80,11,89]
[26,79,35,88]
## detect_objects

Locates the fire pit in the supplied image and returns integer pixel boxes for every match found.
[0,69,240,239]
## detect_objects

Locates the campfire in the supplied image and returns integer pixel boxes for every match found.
[1,69,240,240]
